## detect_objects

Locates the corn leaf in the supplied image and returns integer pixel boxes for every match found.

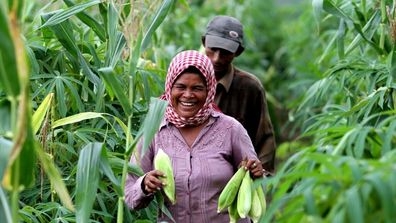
[76,142,102,222]
[0,186,12,223]
[140,0,174,52]
[138,97,167,157]
[345,187,363,223]
[35,141,74,211]
[63,0,106,41]
[0,137,12,181]
[0,4,20,96]
[39,0,101,28]
[32,93,54,135]
[98,67,132,116]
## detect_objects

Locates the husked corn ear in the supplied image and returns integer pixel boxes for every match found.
[256,185,267,216]
[154,149,176,204]
[237,170,252,218]
[217,167,246,213]
[228,194,240,223]
[248,187,262,223]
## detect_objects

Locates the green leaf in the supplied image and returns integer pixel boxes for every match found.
[0,6,20,96]
[365,173,395,222]
[52,112,104,129]
[105,2,126,68]
[322,0,352,21]
[76,142,103,223]
[140,0,174,52]
[0,137,12,181]
[345,187,364,223]
[39,0,101,28]
[138,97,167,157]
[40,14,101,87]
[99,148,122,196]
[8,113,37,189]
[63,0,106,41]
[0,186,12,223]
[32,93,54,135]
[35,141,74,211]
[98,67,132,116]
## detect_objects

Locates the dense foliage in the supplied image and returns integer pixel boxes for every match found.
[1,0,395,223]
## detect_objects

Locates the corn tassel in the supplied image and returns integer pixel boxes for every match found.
[237,170,252,218]
[217,167,246,213]
[248,186,262,223]
[154,148,176,204]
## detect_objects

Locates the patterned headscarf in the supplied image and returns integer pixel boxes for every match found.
[161,50,217,127]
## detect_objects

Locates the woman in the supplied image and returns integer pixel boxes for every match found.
[124,50,264,223]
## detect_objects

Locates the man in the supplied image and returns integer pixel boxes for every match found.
[201,15,276,174]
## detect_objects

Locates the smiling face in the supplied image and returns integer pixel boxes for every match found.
[170,71,207,119]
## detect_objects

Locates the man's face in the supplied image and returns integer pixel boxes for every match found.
[204,47,236,79]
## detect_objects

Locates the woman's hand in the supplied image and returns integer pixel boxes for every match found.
[142,170,165,194]
[240,159,266,179]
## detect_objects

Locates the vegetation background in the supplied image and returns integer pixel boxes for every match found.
[1,0,395,222]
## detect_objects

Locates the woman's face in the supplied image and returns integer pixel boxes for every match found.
[171,72,207,119]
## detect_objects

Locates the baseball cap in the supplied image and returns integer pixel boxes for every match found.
[203,15,244,53]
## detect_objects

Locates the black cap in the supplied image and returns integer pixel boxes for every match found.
[204,15,244,53]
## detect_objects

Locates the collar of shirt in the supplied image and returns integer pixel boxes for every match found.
[216,65,234,93]
[159,110,221,130]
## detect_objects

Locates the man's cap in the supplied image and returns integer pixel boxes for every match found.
[204,15,244,53]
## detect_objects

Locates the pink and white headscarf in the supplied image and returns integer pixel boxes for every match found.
[161,50,217,127]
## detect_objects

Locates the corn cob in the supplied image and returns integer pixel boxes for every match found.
[237,170,252,218]
[248,186,262,223]
[256,185,267,217]
[154,148,176,204]
[217,167,246,213]
[228,193,240,223]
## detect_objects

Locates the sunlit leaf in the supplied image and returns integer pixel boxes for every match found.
[32,93,54,134]
[39,0,101,28]
[52,112,104,129]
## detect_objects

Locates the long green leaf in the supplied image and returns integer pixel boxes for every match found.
[39,0,101,28]
[98,67,132,115]
[105,2,126,68]
[138,97,167,156]
[365,173,395,222]
[40,13,101,86]
[52,112,104,129]
[0,2,20,97]
[76,142,103,223]
[63,0,106,41]
[32,93,54,135]
[345,187,364,223]
[140,0,174,52]
[99,148,122,196]
[35,141,74,211]
[0,137,12,181]
[0,186,12,223]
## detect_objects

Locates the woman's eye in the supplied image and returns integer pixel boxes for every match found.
[193,87,205,92]
[174,85,185,90]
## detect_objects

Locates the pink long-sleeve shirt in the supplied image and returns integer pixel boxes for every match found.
[125,111,258,223]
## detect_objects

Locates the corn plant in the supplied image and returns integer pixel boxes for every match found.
[262,0,396,222]
[1,0,178,222]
